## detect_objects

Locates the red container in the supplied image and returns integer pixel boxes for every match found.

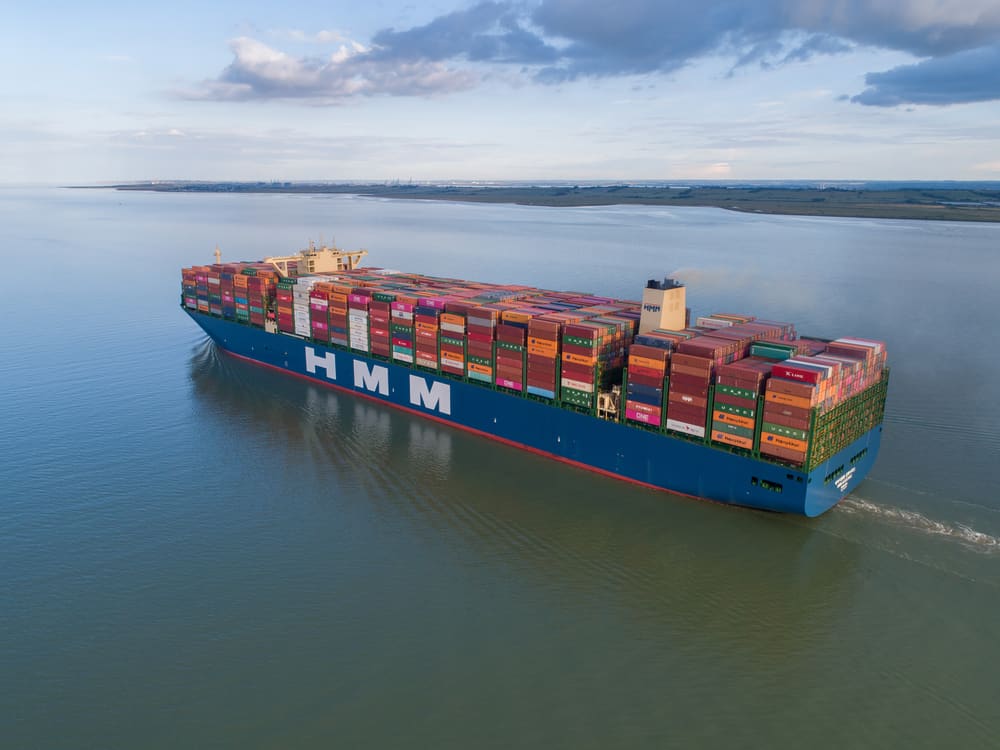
[759,444,806,465]
[629,364,665,381]
[762,402,812,422]
[668,391,708,409]
[628,371,662,388]
[629,344,670,362]
[670,372,711,391]
[561,363,594,381]
[713,391,757,409]
[772,363,824,384]
[666,402,707,424]
[761,408,811,431]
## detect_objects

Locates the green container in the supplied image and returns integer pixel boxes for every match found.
[391,344,412,355]
[373,292,396,303]
[712,421,755,439]
[717,384,758,400]
[750,342,795,360]
[249,305,265,314]
[715,401,756,419]
[390,323,413,334]
[561,386,594,406]
[497,341,524,351]
[277,280,296,290]
[440,335,464,347]
[564,335,597,348]
[469,355,493,366]
[468,371,492,384]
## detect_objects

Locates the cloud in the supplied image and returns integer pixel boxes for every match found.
[277,29,349,44]
[184,37,476,102]
[526,0,1000,80]
[371,1,560,64]
[189,1,1000,105]
[852,43,1000,106]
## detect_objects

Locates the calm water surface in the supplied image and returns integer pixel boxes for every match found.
[1,188,999,748]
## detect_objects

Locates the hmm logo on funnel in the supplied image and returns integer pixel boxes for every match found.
[834,467,856,492]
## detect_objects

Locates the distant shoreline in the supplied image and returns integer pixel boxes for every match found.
[97,182,1000,222]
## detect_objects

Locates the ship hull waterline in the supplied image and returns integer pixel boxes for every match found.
[187,311,882,517]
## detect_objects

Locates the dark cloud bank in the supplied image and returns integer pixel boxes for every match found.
[190,0,1000,106]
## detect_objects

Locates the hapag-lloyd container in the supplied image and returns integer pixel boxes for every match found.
[181,258,888,516]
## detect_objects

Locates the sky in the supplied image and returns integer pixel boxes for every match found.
[4,0,1000,183]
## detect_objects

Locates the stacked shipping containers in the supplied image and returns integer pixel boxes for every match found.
[348,291,371,352]
[526,318,561,399]
[625,344,668,426]
[712,358,772,450]
[496,311,529,391]
[439,311,466,376]
[181,265,886,471]
[465,307,496,384]
[369,294,392,357]
[390,300,415,364]
[414,303,441,369]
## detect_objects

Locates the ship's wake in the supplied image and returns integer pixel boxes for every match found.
[838,496,1000,555]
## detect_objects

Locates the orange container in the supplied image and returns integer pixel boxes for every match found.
[468,362,493,376]
[629,355,666,372]
[528,337,558,353]
[713,431,753,450]
[712,411,755,430]
[765,390,814,409]
[502,311,533,324]
[760,432,809,453]
[528,348,557,359]
[562,352,596,366]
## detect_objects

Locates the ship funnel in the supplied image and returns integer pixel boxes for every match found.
[639,277,686,333]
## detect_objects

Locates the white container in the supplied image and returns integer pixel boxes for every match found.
[560,378,593,393]
[665,419,705,438]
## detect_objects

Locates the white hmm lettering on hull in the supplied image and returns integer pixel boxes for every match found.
[305,347,337,380]
[409,375,451,415]
[354,360,389,396]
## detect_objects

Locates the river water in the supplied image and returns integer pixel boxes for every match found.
[2,188,998,748]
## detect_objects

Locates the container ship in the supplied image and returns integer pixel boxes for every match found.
[181,243,888,516]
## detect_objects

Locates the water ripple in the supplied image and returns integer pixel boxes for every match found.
[839,497,1000,555]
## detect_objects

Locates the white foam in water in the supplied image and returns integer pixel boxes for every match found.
[840,497,1000,554]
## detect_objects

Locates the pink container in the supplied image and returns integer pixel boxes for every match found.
[626,408,657,424]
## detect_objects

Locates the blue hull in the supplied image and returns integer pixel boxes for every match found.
[187,311,883,516]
